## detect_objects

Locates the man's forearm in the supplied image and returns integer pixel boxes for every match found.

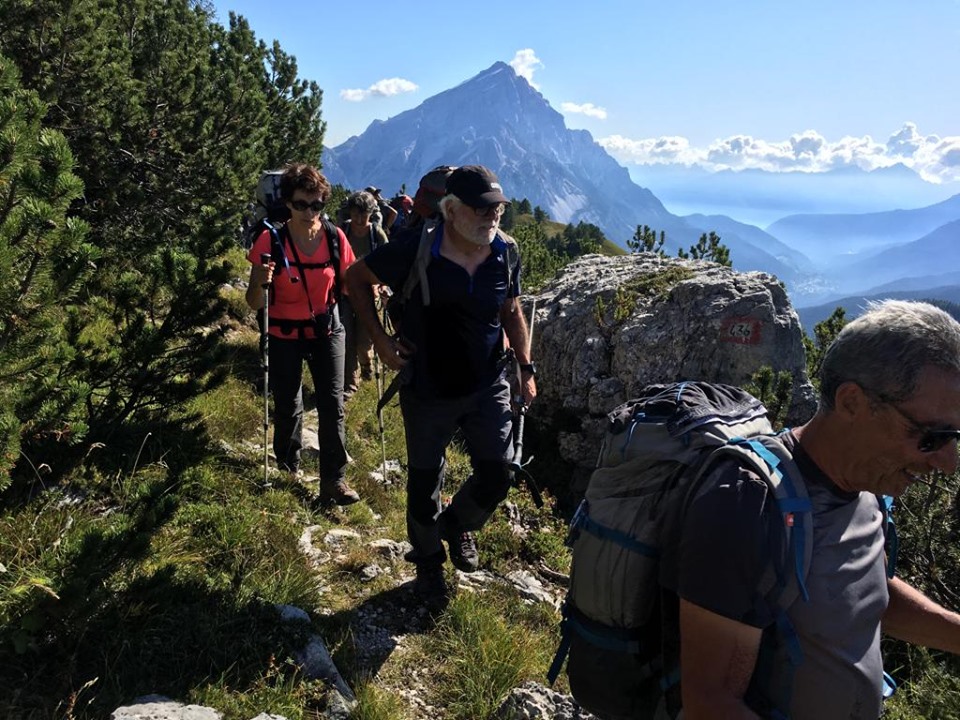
[501,299,531,363]
[344,263,387,343]
[883,576,960,654]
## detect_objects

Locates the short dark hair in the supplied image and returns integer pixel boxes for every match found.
[279,163,331,202]
[346,191,377,214]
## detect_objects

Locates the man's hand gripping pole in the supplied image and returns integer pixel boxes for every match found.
[509,298,542,507]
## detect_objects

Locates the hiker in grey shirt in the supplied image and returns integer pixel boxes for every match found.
[680,300,960,720]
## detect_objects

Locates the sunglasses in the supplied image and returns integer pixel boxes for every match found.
[883,399,960,453]
[290,199,325,213]
[472,203,506,218]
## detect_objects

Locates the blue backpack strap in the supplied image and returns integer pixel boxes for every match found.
[734,437,813,604]
[882,670,898,699]
[568,500,659,559]
[879,494,898,579]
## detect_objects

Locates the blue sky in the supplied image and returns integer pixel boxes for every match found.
[213,0,960,182]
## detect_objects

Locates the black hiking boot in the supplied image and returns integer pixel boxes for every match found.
[438,512,479,573]
[414,564,448,611]
[315,479,361,507]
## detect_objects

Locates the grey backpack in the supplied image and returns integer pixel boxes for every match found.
[549,381,814,719]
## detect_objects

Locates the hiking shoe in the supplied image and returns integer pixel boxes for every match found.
[414,564,448,609]
[438,513,479,573]
[316,480,361,506]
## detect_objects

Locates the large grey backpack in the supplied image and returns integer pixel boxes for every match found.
[548,381,814,719]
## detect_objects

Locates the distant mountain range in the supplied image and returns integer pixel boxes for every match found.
[628,163,957,229]
[322,61,960,311]
[797,284,960,330]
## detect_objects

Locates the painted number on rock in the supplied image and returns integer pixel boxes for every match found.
[721,317,762,345]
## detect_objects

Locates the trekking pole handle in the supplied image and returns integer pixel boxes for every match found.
[260,253,271,289]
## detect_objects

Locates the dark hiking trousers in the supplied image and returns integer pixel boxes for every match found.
[269,318,348,483]
[399,374,514,565]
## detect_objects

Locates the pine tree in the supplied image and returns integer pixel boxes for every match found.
[0,0,328,465]
[628,224,666,255]
[0,55,96,484]
[679,231,731,266]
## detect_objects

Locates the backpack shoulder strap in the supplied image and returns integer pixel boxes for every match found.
[322,218,342,303]
[878,494,898,579]
[498,229,520,297]
[705,435,813,606]
[401,221,437,307]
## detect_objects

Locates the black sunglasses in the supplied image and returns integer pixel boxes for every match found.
[290,199,325,212]
[883,399,960,453]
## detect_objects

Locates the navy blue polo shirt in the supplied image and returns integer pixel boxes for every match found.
[365,222,521,398]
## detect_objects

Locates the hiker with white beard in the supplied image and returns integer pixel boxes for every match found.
[344,165,536,607]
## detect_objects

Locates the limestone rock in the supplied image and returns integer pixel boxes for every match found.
[495,681,598,720]
[530,254,817,479]
[110,697,221,720]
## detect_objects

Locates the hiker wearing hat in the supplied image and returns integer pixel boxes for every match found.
[341,191,389,397]
[364,185,398,233]
[345,165,536,606]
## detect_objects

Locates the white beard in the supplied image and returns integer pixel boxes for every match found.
[452,214,497,246]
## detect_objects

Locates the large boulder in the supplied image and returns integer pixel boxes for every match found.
[528,253,816,490]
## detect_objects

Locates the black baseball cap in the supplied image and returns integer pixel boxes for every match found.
[445,165,508,208]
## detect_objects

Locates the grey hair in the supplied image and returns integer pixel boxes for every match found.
[818,299,960,409]
[346,191,377,214]
[438,193,462,220]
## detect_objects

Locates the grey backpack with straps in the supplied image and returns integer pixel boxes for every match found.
[549,381,814,720]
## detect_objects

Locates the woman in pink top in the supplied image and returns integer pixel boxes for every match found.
[246,163,360,506]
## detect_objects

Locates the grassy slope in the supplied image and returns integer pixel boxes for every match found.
[2,241,957,719]
[0,278,572,719]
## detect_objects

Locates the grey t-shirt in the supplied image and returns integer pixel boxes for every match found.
[677,432,889,719]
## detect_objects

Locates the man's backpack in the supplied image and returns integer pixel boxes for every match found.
[548,381,814,720]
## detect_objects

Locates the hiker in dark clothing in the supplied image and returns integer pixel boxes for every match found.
[679,300,960,720]
[344,166,536,605]
[340,191,389,397]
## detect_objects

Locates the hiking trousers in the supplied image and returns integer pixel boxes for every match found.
[340,296,374,391]
[269,319,348,484]
[399,374,514,565]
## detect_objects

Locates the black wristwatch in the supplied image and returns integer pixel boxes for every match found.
[519,362,537,377]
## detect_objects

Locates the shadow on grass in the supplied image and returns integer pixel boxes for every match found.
[0,431,303,719]
[0,562,295,719]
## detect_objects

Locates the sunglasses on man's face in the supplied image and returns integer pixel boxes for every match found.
[472,203,506,218]
[885,400,960,453]
[291,199,325,213]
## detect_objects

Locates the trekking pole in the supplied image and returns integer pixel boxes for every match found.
[260,252,271,486]
[509,298,543,507]
[373,294,388,477]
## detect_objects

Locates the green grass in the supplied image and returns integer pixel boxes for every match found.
[0,310,571,718]
[426,589,557,720]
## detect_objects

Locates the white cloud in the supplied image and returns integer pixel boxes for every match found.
[340,77,418,102]
[561,102,608,120]
[509,49,543,89]
[598,123,960,182]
